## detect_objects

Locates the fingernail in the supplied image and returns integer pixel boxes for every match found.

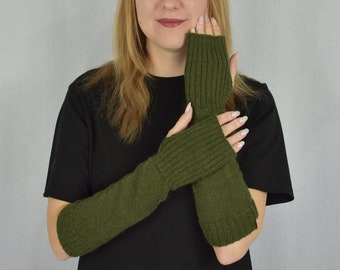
[199,16,204,25]
[232,111,240,118]
[205,14,210,23]
[237,141,245,149]
[185,102,192,113]
[235,53,239,61]
[240,129,249,137]
[211,17,217,25]
[239,116,248,124]
[190,28,196,33]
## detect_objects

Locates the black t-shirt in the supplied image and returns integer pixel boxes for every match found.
[44,70,293,270]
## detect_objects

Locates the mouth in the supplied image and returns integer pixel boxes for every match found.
[157,18,186,28]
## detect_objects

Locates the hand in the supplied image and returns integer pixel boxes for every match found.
[191,14,238,86]
[217,111,249,154]
[167,104,248,154]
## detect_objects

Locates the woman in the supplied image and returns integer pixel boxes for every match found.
[44,0,294,269]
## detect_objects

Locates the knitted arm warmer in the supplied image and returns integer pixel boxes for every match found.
[185,34,231,120]
[185,33,258,246]
[57,116,230,256]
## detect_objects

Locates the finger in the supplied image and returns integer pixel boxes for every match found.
[196,15,205,34]
[211,17,221,36]
[230,141,245,154]
[227,128,249,146]
[204,15,213,35]
[216,111,241,125]
[229,53,238,85]
[166,103,193,138]
[220,116,248,137]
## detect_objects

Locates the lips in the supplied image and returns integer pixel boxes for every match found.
[157,18,185,28]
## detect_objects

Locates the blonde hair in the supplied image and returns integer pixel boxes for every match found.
[88,0,257,143]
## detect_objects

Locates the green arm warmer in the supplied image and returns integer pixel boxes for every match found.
[185,33,259,246]
[57,116,231,256]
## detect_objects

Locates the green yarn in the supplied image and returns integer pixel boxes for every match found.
[56,33,260,257]
[185,33,258,246]
[185,33,231,120]
[57,116,231,256]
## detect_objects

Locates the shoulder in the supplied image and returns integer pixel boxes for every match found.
[66,64,115,111]
[63,68,100,106]
[68,68,103,98]
[69,68,101,90]
[68,62,115,96]
[240,76,278,122]
[242,76,275,104]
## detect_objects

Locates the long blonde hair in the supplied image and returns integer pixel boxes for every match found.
[88,0,257,144]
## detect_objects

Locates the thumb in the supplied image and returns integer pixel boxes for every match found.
[166,103,193,138]
[229,53,238,86]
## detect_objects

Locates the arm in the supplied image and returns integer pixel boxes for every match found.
[213,189,267,265]
[47,106,196,261]
[211,113,267,264]
[47,198,70,260]
[46,110,233,258]
[185,23,258,246]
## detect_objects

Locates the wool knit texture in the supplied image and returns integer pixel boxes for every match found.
[185,34,231,120]
[184,33,259,246]
[57,115,231,257]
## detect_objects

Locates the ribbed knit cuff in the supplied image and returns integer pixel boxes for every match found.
[155,115,230,191]
[185,33,232,120]
[192,146,259,246]
[201,199,258,246]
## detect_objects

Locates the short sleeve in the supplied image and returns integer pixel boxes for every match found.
[237,82,294,205]
[44,82,91,202]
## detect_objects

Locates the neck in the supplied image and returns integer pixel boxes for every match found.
[146,46,186,77]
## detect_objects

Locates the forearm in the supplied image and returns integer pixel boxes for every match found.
[213,189,267,265]
[57,157,168,257]
[54,116,231,257]
[48,159,167,260]
[185,33,258,247]
[47,198,71,260]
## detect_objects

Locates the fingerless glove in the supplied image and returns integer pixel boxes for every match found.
[57,116,230,256]
[185,33,258,246]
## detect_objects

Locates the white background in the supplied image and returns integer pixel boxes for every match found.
[1,0,339,269]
